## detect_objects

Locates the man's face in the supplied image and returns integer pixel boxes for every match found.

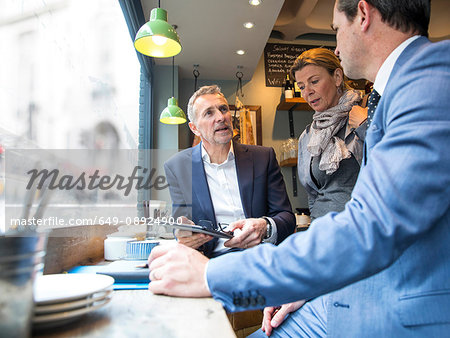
[333,1,364,79]
[189,93,233,147]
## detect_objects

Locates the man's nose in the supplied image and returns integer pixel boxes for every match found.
[215,110,225,121]
[334,47,339,57]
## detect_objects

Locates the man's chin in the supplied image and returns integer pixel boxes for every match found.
[214,133,232,144]
[342,63,362,82]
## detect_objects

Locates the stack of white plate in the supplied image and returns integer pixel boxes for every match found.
[33,274,114,329]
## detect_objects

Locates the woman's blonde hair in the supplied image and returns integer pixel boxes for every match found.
[290,48,350,92]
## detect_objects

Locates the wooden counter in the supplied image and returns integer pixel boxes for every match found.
[33,290,236,338]
[36,225,236,337]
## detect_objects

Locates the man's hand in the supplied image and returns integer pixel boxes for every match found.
[224,218,267,249]
[175,216,213,249]
[348,105,368,129]
[148,243,211,297]
[261,300,306,336]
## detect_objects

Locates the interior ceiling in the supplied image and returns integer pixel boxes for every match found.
[140,0,450,81]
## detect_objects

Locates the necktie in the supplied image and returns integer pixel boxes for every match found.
[367,89,381,127]
[363,89,381,165]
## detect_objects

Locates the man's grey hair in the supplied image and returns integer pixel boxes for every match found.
[187,85,227,123]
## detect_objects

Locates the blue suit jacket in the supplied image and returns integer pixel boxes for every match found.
[164,141,295,257]
[207,37,450,336]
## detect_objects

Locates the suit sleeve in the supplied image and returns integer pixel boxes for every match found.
[265,147,296,243]
[164,162,191,219]
[206,41,450,312]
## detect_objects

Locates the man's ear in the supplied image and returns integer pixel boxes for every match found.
[358,0,372,32]
[189,122,201,136]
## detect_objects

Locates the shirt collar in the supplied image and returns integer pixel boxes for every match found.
[201,141,234,164]
[373,35,420,96]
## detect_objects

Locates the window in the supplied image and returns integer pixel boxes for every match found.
[0,0,140,149]
[0,0,143,232]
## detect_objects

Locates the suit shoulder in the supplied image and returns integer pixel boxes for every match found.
[237,143,274,154]
[164,147,194,168]
[400,38,450,74]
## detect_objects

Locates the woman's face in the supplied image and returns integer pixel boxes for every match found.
[295,64,343,112]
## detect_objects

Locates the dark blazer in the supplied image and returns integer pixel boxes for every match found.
[207,37,450,336]
[164,141,295,257]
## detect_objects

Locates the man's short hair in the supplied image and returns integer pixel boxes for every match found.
[187,85,226,123]
[337,0,430,37]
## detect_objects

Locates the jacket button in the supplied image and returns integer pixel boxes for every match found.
[241,297,250,308]
[333,302,350,308]
[256,295,266,306]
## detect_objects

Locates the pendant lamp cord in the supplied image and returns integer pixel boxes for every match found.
[193,66,200,92]
[158,0,161,8]
[233,70,244,130]
[172,56,175,97]
[236,71,244,97]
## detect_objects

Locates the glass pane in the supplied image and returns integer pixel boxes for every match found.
[0,0,141,233]
[0,0,140,149]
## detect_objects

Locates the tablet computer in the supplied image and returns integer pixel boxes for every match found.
[164,222,234,239]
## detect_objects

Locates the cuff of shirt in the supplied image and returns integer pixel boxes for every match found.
[262,217,278,244]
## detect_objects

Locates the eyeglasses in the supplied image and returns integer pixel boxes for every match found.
[198,220,231,234]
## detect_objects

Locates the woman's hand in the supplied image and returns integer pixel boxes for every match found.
[348,105,368,129]
[261,300,306,336]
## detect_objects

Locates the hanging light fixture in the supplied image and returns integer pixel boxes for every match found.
[134,0,182,58]
[160,56,187,124]
[193,64,200,92]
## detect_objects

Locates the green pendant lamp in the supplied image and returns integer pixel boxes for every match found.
[134,1,182,58]
[160,97,186,124]
[160,57,187,124]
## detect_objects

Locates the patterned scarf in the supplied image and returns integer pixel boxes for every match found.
[307,89,361,174]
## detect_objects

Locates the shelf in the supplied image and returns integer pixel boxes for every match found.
[276,98,310,198]
[276,98,313,111]
[280,158,298,167]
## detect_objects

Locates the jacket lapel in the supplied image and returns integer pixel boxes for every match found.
[234,142,253,218]
[191,143,216,223]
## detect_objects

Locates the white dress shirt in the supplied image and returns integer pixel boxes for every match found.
[201,142,277,255]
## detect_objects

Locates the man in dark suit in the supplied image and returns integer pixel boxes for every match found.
[149,1,450,336]
[164,85,295,257]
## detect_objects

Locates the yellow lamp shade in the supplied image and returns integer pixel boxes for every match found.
[160,97,187,124]
[134,8,182,58]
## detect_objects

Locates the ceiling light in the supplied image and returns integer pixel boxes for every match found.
[249,0,262,6]
[160,97,186,124]
[134,7,182,58]
[160,57,187,124]
[236,50,245,55]
[243,22,254,29]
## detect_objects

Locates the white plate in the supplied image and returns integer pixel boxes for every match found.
[34,274,114,304]
[34,289,112,315]
[32,296,111,329]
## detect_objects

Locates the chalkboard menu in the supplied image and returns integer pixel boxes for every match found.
[263,43,334,87]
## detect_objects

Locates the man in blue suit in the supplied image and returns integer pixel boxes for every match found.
[149,1,450,336]
[164,85,295,258]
